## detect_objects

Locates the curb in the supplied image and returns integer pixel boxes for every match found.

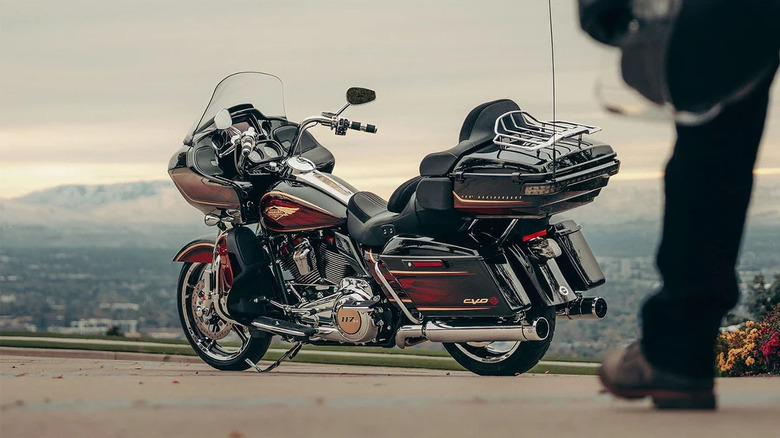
[0,346,203,364]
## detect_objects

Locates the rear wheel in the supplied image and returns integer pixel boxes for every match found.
[443,307,555,376]
[177,262,271,371]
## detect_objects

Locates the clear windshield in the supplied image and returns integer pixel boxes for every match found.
[184,72,286,144]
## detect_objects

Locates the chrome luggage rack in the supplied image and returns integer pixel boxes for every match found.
[493,110,601,152]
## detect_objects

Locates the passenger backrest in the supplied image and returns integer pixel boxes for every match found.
[458,99,521,143]
[418,99,521,176]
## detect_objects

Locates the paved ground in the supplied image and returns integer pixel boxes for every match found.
[1,348,779,438]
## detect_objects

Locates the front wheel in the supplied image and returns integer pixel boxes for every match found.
[177,262,271,371]
[443,307,555,376]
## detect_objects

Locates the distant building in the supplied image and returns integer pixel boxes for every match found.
[49,318,139,335]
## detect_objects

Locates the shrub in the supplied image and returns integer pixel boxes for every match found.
[716,303,780,376]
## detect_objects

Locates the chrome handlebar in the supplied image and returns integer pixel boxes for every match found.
[236,127,257,171]
[289,114,377,158]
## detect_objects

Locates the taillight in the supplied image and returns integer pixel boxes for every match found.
[409,260,444,268]
[522,230,547,242]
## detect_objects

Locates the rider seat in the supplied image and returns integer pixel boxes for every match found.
[347,99,521,247]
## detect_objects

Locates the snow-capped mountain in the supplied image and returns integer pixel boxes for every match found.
[0,181,209,248]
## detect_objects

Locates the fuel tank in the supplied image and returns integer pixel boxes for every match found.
[260,177,351,233]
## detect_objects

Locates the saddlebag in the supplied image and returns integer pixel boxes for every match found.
[379,237,532,317]
[548,220,605,291]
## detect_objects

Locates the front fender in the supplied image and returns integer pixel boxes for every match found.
[173,235,215,263]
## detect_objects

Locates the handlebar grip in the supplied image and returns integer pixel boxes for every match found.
[349,120,378,134]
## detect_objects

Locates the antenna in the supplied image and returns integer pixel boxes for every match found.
[547,0,557,181]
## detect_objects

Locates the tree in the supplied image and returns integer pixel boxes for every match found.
[106,325,124,337]
[746,273,780,320]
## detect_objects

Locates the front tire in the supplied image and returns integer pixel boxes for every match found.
[177,262,271,371]
[443,307,555,376]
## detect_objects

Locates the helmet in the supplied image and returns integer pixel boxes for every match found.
[589,0,780,125]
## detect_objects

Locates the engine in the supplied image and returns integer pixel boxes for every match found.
[297,277,382,344]
[278,234,354,286]
[275,232,382,344]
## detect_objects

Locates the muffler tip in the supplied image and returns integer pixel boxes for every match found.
[592,297,608,319]
[532,317,550,340]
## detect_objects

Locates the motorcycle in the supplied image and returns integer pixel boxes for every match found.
[168,71,620,375]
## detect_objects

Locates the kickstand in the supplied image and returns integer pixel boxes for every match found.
[245,341,303,373]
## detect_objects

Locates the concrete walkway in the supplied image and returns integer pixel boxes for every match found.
[1,348,778,438]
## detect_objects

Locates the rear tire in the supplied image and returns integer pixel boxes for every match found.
[443,307,555,376]
[177,262,271,371]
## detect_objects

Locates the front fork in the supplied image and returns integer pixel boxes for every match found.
[206,228,241,325]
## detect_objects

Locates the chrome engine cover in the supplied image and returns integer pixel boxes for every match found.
[332,278,379,343]
[298,277,379,344]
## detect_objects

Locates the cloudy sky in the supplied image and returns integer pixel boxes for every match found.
[2,0,779,199]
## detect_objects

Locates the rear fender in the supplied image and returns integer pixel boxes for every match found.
[173,235,216,263]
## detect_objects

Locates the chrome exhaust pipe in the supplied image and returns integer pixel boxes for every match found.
[251,316,316,339]
[395,317,549,348]
[556,296,608,320]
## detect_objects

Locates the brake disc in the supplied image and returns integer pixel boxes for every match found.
[191,280,232,340]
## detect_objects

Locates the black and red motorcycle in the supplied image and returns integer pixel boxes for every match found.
[169,72,619,375]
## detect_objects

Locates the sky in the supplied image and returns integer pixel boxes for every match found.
[1,0,779,199]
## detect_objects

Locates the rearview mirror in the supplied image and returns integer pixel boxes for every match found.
[214,108,233,130]
[346,87,376,105]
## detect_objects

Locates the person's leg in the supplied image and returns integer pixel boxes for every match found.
[641,66,777,379]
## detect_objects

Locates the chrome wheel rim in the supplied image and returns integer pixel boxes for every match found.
[181,263,251,362]
[454,341,521,364]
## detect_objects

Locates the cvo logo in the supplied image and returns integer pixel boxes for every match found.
[463,297,500,305]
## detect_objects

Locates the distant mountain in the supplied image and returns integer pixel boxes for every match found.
[0,181,210,248]
[0,177,777,252]
[17,181,170,210]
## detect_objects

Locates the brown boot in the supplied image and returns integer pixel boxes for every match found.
[599,341,716,409]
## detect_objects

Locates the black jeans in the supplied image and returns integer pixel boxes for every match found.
[640,64,778,379]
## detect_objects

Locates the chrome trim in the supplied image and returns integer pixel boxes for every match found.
[289,115,333,157]
[454,341,522,364]
[374,261,421,324]
[287,155,317,174]
[250,319,309,338]
[395,325,424,347]
[204,214,220,227]
[496,219,518,247]
[556,296,608,320]
[293,170,354,205]
[493,110,601,152]
[394,317,549,348]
